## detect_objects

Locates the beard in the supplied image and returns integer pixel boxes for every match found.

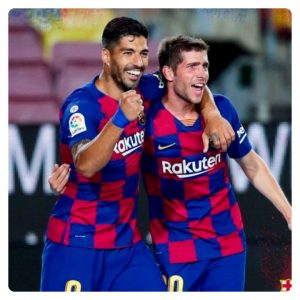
[110,63,144,92]
[173,81,204,105]
[174,88,199,105]
[111,70,132,91]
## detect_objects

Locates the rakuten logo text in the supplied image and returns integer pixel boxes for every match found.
[161,154,221,178]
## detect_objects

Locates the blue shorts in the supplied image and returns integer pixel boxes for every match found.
[40,240,167,291]
[157,251,246,291]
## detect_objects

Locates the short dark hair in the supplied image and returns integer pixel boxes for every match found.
[102,17,148,50]
[158,35,209,81]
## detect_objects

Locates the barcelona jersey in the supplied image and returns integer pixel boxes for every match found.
[142,94,252,264]
[46,74,164,249]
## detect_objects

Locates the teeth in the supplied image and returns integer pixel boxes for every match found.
[193,83,204,88]
[127,70,141,76]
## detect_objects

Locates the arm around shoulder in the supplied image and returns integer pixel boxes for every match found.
[200,86,235,152]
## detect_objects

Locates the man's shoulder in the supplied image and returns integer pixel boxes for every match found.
[138,73,165,97]
[213,93,231,103]
[212,93,235,111]
[68,80,96,101]
[139,73,163,85]
[62,81,98,111]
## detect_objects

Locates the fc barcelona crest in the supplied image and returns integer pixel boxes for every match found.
[138,111,146,125]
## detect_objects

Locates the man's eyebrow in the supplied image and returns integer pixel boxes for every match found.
[185,61,210,68]
[186,62,201,67]
[120,47,134,51]
[120,47,149,53]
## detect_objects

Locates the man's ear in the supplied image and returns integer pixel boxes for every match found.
[162,65,174,82]
[102,48,111,67]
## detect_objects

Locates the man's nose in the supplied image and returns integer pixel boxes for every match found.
[197,66,207,78]
[132,53,145,67]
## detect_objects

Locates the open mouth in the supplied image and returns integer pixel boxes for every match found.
[191,83,205,90]
[126,69,142,81]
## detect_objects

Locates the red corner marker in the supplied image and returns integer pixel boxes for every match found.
[280,279,292,291]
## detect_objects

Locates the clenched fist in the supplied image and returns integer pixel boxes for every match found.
[119,90,144,121]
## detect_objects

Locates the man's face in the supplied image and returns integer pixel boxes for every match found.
[172,50,209,104]
[109,35,149,91]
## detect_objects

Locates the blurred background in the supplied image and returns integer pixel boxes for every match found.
[8,8,291,291]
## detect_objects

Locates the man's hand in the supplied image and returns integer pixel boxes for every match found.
[48,163,71,195]
[119,90,144,121]
[202,111,235,152]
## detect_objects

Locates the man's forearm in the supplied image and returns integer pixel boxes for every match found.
[199,85,235,151]
[199,86,219,121]
[238,151,292,226]
[74,120,123,177]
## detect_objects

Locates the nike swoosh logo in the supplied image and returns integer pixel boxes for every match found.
[158,143,176,150]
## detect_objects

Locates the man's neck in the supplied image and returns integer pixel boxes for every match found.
[95,73,123,100]
[162,95,198,120]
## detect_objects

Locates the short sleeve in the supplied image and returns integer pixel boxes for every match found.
[214,94,252,159]
[138,73,165,104]
[60,93,103,149]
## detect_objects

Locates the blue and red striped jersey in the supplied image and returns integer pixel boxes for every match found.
[46,74,164,249]
[142,94,252,263]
